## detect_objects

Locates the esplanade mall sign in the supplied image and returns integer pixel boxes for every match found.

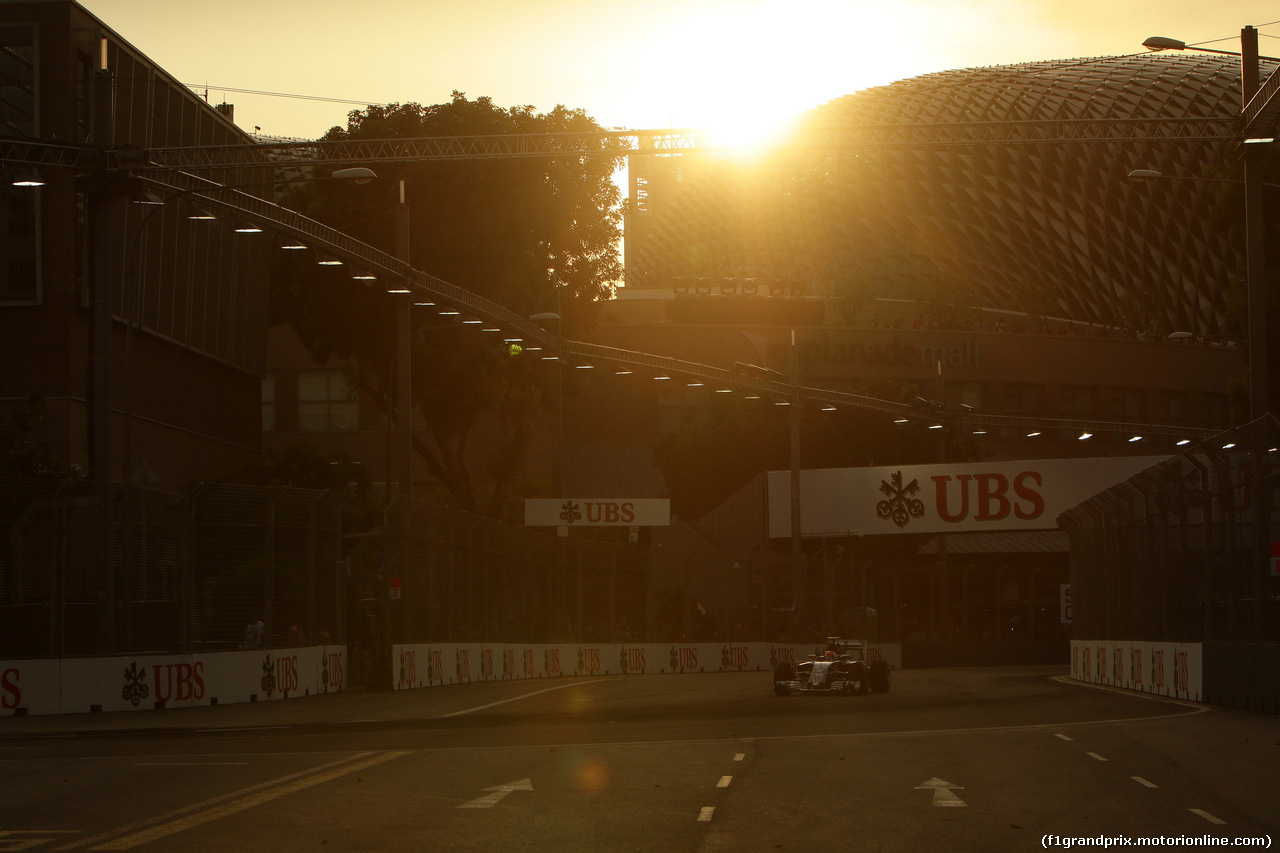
[767,457,1170,538]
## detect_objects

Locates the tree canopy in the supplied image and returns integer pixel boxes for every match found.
[273,94,626,516]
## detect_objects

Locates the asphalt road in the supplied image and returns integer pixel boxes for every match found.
[1,667,1276,852]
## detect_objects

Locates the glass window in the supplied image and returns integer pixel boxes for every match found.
[1109,388,1141,420]
[261,376,275,432]
[0,26,37,138]
[0,186,38,303]
[1002,383,1041,415]
[298,371,358,431]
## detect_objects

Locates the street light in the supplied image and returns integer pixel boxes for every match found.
[1142,36,1242,57]
[529,311,564,499]
[1142,25,1275,419]
[119,167,380,488]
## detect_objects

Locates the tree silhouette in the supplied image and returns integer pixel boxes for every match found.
[273,94,626,514]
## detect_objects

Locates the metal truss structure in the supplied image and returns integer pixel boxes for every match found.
[138,171,1217,441]
[11,55,1264,443]
[0,116,1242,173]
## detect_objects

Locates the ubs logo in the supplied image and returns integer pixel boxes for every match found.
[876,469,1047,529]
[877,472,925,528]
[559,500,582,524]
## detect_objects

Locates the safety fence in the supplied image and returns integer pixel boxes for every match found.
[1059,417,1280,711]
[1057,416,1280,644]
[389,641,903,690]
[365,498,652,645]
[0,479,349,658]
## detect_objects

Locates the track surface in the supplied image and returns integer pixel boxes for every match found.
[1,667,1276,852]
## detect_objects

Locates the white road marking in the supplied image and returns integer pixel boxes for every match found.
[457,779,533,809]
[716,776,732,788]
[0,831,82,834]
[0,831,81,849]
[1190,809,1226,825]
[1131,776,1158,788]
[435,679,609,718]
[134,762,248,766]
[1086,752,1108,762]
[1054,733,1073,741]
[697,807,715,822]
[85,751,409,850]
[196,726,290,733]
[914,778,967,807]
[733,753,745,761]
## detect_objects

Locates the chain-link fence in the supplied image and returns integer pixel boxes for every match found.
[1059,416,1280,643]
[363,499,651,645]
[0,479,350,658]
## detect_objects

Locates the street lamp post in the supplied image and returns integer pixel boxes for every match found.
[1143,25,1274,418]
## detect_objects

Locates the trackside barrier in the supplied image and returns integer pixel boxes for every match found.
[0,646,347,716]
[389,642,903,690]
[1,643,902,716]
[1069,639,1202,703]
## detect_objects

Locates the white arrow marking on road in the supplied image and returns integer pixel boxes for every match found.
[915,778,967,807]
[457,779,533,809]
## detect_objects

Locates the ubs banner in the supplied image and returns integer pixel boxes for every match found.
[1070,639,1202,703]
[525,498,670,527]
[1,646,347,716]
[768,456,1170,537]
[390,642,903,690]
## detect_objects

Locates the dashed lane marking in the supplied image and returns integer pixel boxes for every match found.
[1190,809,1226,825]
[733,753,745,761]
[1054,734,1073,741]
[697,807,715,822]
[1086,752,1109,762]
[1131,776,1158,788]
[717,776,732,788]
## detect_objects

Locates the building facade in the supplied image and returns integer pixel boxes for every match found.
[1,0,271,485]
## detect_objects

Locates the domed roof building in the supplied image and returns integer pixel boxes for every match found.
[624,54,1271,338]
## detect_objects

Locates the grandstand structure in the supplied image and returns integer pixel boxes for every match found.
[623,54,1270,340]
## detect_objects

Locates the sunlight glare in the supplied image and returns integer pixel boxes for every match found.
[623,0,922,153]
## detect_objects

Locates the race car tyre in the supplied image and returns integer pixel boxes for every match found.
[773,661,794,696]
[849,661,869,695]
[869,659,892,693]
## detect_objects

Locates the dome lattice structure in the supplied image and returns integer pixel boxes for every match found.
[625,54,1272,337]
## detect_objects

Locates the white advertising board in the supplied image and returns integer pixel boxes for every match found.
[525,498,670,527]
[0,659,61,716]
[1070,639,1201,702]
[390,642,903,691]
[768,456,1170,537]
[0,646,351,716]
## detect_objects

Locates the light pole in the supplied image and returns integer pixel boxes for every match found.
[1143,26,1276,418]
[530,311,564,500]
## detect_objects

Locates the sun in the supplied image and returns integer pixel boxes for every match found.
[613,0,922,155]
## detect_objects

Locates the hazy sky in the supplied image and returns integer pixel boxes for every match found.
[86,0,1280,142]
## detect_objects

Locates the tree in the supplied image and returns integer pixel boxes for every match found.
[273,94,626,515]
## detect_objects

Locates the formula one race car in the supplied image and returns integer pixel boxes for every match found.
[772,638,892,696]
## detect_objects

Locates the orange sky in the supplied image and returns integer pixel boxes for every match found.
[86,0,1280,142]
